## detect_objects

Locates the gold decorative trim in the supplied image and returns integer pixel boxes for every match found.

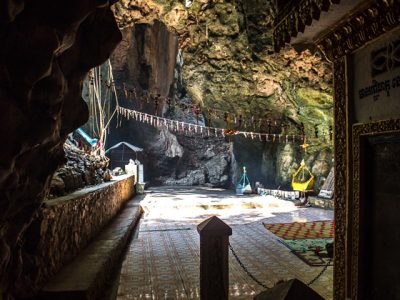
[333,57,347,300]
[273,0,340,53]
[317,0,400,61]
[273,0,400,60]
[351,119,400,299]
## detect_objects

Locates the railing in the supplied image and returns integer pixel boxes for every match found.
[257,187,300,199]
[197,216,331,299]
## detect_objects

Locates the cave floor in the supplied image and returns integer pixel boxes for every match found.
[117,187,333,299]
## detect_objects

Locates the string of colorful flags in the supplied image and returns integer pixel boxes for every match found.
[117,85,333,140]
[120,84,287,127]
[92,76,333,141]
[117,106,309,143]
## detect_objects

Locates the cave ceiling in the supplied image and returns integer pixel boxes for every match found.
[112,0,333,148]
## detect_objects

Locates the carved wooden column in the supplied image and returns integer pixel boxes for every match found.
[332,56,348,300]
[197,216,232,300]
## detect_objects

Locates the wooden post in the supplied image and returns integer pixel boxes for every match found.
[197,216,232,300]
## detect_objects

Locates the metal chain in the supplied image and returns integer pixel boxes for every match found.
[229,241,332,289]
[228,242,271,290]
[307,257,333,286]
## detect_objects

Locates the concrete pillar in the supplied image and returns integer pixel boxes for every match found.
[197,216,232,300]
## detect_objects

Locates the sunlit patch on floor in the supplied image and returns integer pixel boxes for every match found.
[117,187,334,300]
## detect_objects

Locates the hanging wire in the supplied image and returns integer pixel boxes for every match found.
[84,60,121,156]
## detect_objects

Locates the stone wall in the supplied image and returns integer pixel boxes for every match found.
[23,175,135,294]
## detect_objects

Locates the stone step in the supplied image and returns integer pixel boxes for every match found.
[39,198,143,300]
[308,196,334,209]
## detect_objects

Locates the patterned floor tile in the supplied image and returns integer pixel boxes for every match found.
[117,187,334,300]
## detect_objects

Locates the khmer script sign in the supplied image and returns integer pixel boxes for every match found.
[352,27,400,123]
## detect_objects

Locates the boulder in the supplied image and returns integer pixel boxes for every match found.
[165,169,206,186]
[49,142,110,196]
[204,155,229,186]
[275,144,299,187]
[112,167,125,176]
[103,170,112,182]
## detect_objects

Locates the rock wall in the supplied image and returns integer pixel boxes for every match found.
[0,1,121,298]
[163,135,231,187]
[24,175,135,294]
[107,21,233,187]
[232,137,333,190]
[111,0,334,190]
[50,141,110,197]
[111,21,178,98]
[107,22,179,183]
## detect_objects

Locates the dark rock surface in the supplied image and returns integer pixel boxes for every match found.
[0,1,121,298]
[106,21,233,187]
[163,136,231,187]
[49,141,110,197]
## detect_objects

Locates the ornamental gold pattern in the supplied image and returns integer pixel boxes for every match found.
[273,0,341,52]
[273,0,400,61]
[274,2,400,299]
[333,57,347,300]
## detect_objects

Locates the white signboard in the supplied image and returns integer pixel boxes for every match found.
[352,27,400,123]
[138,164,144,183]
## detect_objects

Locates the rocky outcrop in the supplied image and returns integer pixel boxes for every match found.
[105,22,233,186]
[158,128,184,158]
[166,169,206,186]
[110,20,178,98]
[107,21,181,184]
[0,1,121,298]
[204,150,230,186]
[49,142,110,197]
[164,138,231,187]
[275,144,299,186]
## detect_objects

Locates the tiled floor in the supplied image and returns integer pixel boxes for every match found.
[117,187,334,299]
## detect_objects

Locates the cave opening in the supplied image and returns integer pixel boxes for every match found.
[0,1,336,299]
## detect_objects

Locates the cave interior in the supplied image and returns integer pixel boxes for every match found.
[1,0,400,299]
